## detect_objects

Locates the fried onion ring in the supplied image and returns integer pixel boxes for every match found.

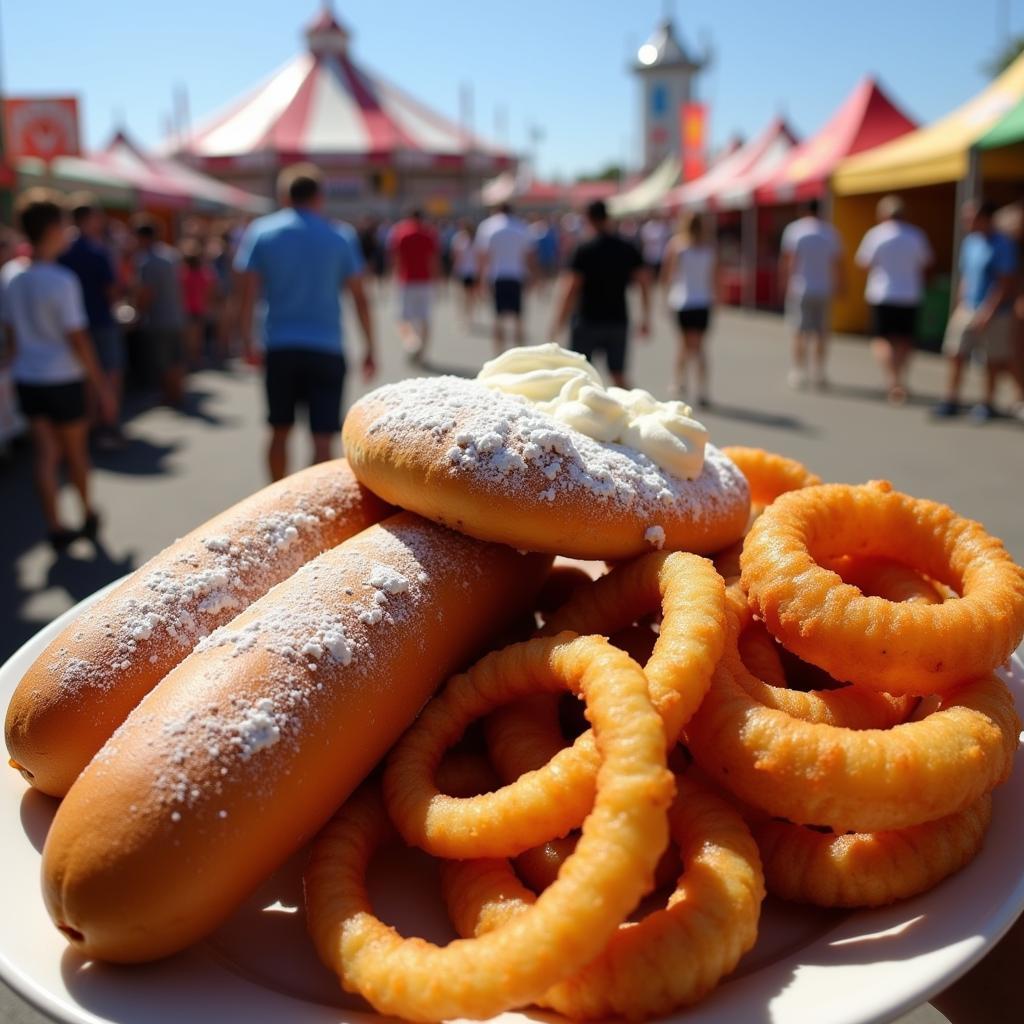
[441,776,764,1020]
[721,446,823,513]
[714,448,822,580]
[462,552,723,852]
[741,481,1024,694]
[687,607,1019,831]
[309,634,672,1021]
[383,634,674,861]
[729,586,913,729]
[754,795,992,907]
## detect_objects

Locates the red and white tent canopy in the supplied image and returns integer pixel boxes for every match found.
[754,77,916,205]
[662,117,799,212]
[175,7,513,174]
[96,131,269,213]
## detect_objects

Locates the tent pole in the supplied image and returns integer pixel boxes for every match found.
[742,204,757,309]
[950,148,981,312]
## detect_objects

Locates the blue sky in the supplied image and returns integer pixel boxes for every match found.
[2,0,1017,178]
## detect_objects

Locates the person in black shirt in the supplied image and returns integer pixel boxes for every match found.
[550,200,650,387]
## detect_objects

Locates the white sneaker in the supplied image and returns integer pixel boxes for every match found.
[787,368,807,390]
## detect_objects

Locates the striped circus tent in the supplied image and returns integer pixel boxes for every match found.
[172,5,515,213]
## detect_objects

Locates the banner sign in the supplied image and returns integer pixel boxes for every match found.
[5,97,81,161]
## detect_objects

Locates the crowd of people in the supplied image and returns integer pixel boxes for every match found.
[3,163,1024,556]
[0,190,244,548]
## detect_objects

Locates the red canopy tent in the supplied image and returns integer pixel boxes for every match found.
[755,77,916,205]
[662,118,799,212]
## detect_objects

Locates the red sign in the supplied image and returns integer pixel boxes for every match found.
[680,102,707,182]
[4,97,81,161]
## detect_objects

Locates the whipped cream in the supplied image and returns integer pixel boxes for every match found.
[477,343,708,479]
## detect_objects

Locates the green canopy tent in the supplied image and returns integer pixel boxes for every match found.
[978,94,1024,150]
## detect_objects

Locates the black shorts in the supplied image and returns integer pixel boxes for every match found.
[870,303,918,339]
[675,307,711,332]
[16,381,87,424]
[265,349,346,435]
[461,274,477,290]
[492,277,523,315]
[570,322,628,375]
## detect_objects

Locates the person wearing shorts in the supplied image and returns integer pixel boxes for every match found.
[779,198,843,389]
[60,199,124,440]
[551,200,649,388]
[2,193,113,549]
[389,209,438,363]
[936,200,1020,422]
[855,195,933,404]
[476,203,536,354]
[663,211,716,407]
[236,164,376,481]
[134,217,187,407]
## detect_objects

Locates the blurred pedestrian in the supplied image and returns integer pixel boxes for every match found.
[59,197,123,443]
[935,199,1020,421]
[855,195,933,405]
[357,216,384,293]
[779,198,844,389]
[133,217,187,408]
[530,215,559,293]
[208,228,238,364]
[1,193,112,549]
[389,208,439,363]
[640,214,670,286]
[663,211,716,407]
[450,218,479,326]
[180,239,216,368]
[235,163,376,481]
[550,199,649,388]
[476,202,536,353]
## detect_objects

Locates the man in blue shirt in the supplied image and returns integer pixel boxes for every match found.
[936,199,1020,421]
[236,164,376,480]
[59,200,122,440]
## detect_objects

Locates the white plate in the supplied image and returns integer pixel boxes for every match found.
[1,582,1022,1024]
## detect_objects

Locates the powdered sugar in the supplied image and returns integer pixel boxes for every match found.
[358,376,747,524]
[95,517,494,821]
[645,525,666,549]
[53,502,342,696]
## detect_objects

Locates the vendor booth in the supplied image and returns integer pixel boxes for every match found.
[746,77,917,314]
[832,52,1024,333]
[661,117,799,306]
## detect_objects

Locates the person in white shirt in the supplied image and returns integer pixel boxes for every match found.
[475,202,537,353]
[779,198,844,389]
[662,211,716,406]
[1,193,113,549]
[855,195,933,404]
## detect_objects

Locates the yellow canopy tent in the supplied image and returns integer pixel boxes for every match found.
[831,51,1024,332]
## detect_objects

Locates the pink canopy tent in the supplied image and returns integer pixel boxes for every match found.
[94,131,269,214]
[755,76,916,205]
[662,118,799,212]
